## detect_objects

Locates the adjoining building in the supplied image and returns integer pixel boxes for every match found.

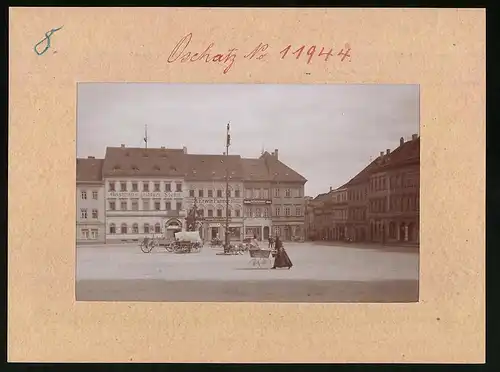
[241,157,273,241]
[101,145,188,243]
[184,154,245,241]
[367,135,420,244]
[310,134,420,245]
[76,157,106,244]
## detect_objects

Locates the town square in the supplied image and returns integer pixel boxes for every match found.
[76,83,420,302]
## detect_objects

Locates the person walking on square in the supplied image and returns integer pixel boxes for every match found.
[271,236,293,270]
[268,236,274,249]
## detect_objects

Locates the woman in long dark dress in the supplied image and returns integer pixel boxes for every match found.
[271,236,293,269]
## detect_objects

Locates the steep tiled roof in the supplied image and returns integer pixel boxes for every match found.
[77,158,104,182]
[241,158,270,181]
[344,159,381,186]
[185,154,244,181]
[102,147,186,177]
[377,137,420,171]
[260,152,307,183]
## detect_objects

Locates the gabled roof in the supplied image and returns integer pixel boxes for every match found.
[185,154,244,181]
[77,158,104,182]
[102,147,186,177]
[259,151,307,183]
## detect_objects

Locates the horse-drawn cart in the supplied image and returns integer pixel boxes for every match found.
[172,231,203,254]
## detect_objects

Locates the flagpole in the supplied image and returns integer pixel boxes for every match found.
[224,122,230,253]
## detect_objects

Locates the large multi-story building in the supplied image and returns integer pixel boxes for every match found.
[325,186,348,241]
[309,134,420,245]
[76,145,307,243]
[264,150,307,241]
[184,154,245,241]
[241,157,273,240]
[367,135,420,243]
[101,145,188,243]
[76,157,106,244]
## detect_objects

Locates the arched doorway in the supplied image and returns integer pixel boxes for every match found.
[165,219,182,240]
[263,226,270,239]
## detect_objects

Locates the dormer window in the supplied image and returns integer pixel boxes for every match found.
[125,152,130,156]
[131,165,139,171]
[153,165,160,171]
[170,166,177,171]
[143,152,149,158]
[113,165,121,171]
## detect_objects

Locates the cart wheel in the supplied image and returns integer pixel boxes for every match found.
[140,242,153,253]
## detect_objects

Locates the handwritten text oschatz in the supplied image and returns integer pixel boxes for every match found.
[167,33,351,75]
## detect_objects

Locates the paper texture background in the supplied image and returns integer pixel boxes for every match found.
[8,7,485,363]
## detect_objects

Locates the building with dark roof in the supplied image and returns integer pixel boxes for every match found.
[367,135,420,244]
[76,157,106,244]
[77,145,308,243]
[242,150,308,241]
[309,134,420,245]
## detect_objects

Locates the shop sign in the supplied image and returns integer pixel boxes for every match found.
[243,199,272,205]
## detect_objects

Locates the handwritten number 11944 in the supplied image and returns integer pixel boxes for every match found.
[279,44,351,64]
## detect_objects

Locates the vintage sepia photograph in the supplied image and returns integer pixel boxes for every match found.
[76,83,420,302]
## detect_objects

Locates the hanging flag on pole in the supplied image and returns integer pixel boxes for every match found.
[226,122,231,147]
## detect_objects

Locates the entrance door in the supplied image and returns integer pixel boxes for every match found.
[211,227,219,239]
[263,226,270,240]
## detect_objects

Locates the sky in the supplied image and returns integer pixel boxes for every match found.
[77,83,419,198]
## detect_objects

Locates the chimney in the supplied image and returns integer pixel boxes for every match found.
[183,146,187,154]
[380,151,384,158]
[87,156,95,159]
[412,133,418,140]
[223,152,226,155]
[161,146,165,149]
[400,137,404,146]
[386,149,390,155]
[274,149,279,159]
[330,186,332,191]
[121,144,125,148]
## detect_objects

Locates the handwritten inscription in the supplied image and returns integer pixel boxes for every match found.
[34,26,63,56]
[167,33,352,74]
[280,43,351,63]
[167,33,237,75]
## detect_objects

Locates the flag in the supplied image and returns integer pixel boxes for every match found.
[226,122,231,147]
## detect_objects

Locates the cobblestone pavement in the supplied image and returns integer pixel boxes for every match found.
[76,242,419,302]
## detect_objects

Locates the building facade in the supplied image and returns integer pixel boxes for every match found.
[77,146,307,244]
[326,186,348,241]
[308,134,420,245]
[76,157,106,244]
[101,146,188,243]
[184,154,245,241]
[367,135,420,244]
[303,196,314,240]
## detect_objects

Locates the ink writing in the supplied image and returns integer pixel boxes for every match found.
[34,26,64,56]
[166,33,352,74]
[280,43,351,63]
[167,33,237,75]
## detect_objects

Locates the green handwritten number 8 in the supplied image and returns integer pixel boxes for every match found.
[34,26,63,56]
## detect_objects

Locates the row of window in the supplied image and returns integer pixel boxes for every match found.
[369,195,420,213]
[246,206,303,217]
[109,181,183,192]
[190,189,240,198]
[81,191,99,200]
[370,173,419,192]
[80,208,99,219]
[80,229,99,240]
[348,188,367,202]
[108,200,183,211]
[109,223,161,234]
